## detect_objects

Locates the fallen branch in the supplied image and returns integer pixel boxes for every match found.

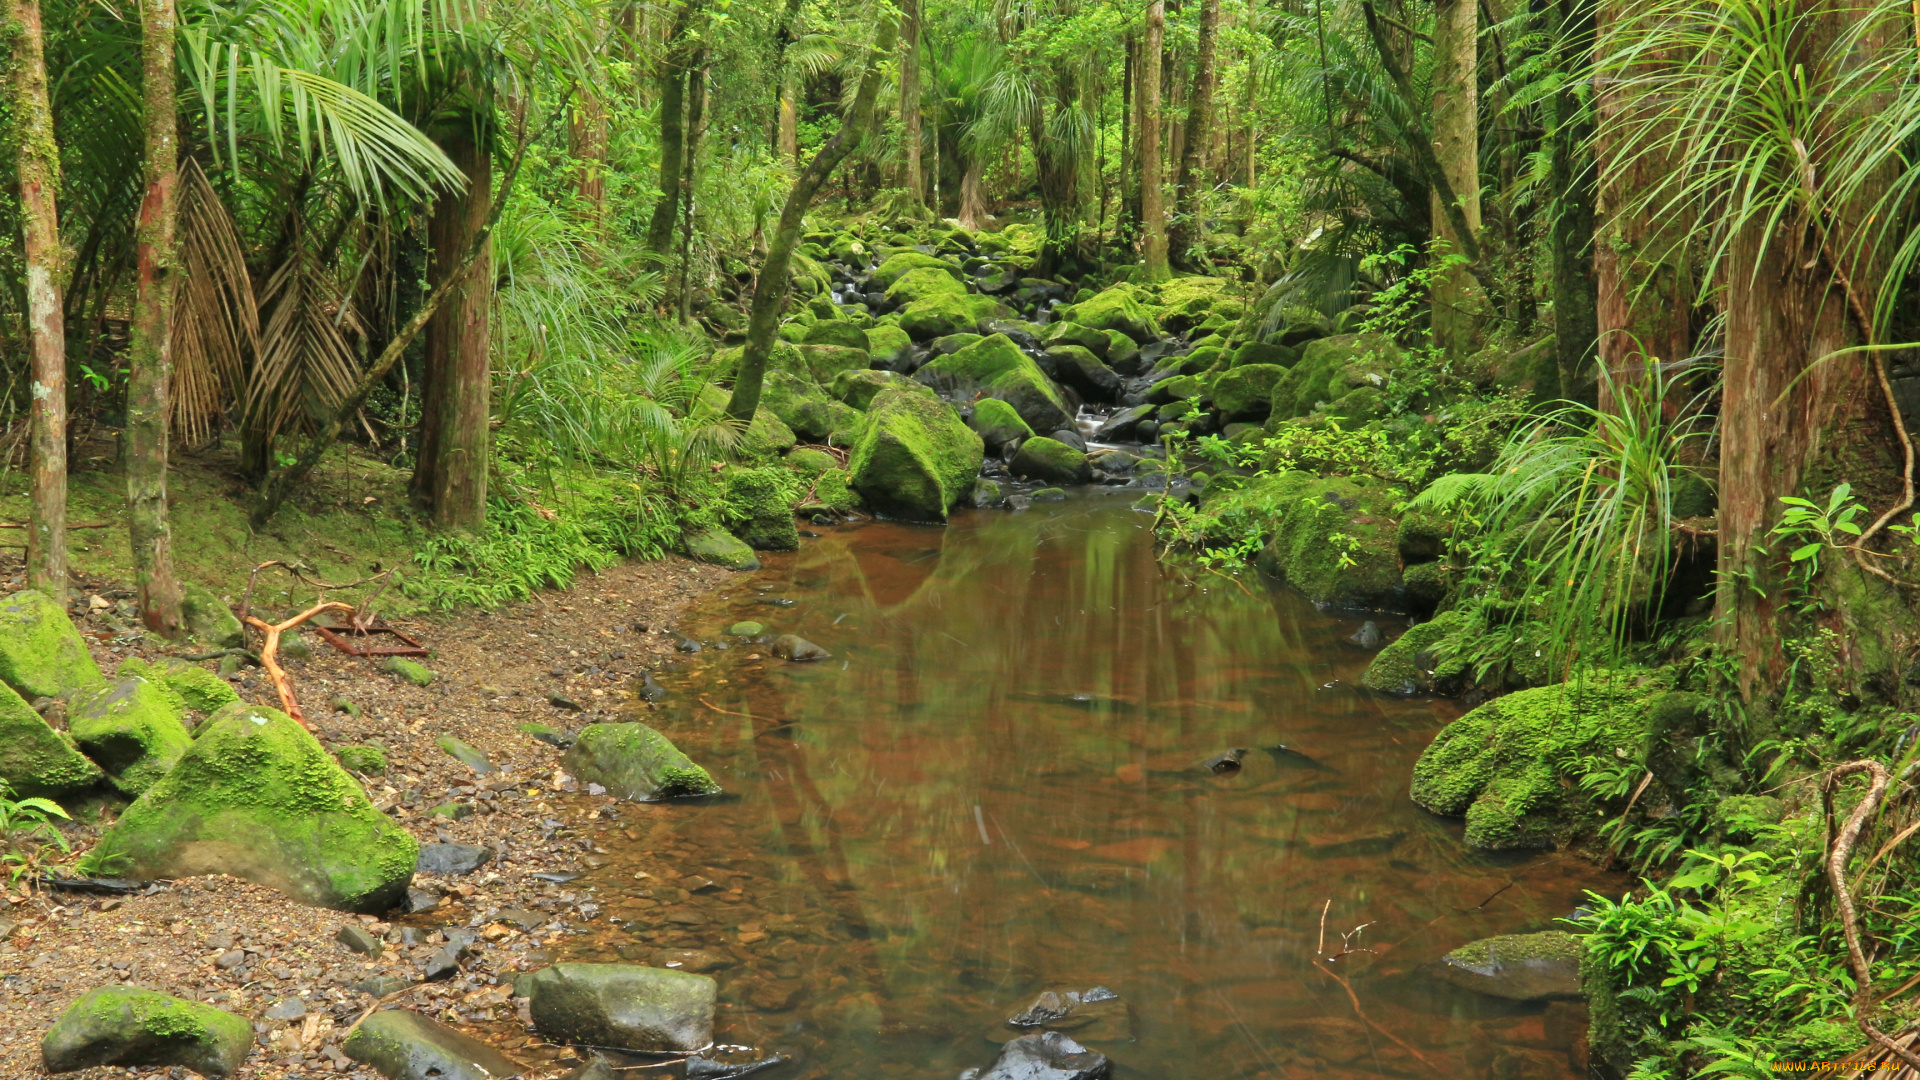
[1313,959,1447,1077]
[243,600,354,731]
[0,521,109,529]
[1824,759,1920,1071]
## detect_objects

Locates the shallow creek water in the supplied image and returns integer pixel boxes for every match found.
[560,491,1621,1079]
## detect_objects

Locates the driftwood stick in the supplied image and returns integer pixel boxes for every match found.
[243,600,353,730]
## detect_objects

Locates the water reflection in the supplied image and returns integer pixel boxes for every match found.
[566,491,1618,1079]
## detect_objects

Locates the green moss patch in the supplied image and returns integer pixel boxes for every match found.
[41,986,251,1077]
[917,334,1073,433]
[848,389,985,521]
[0,588,105,701]
[0,679,103,799]
[563,723,721,801]
[68,677,193,797]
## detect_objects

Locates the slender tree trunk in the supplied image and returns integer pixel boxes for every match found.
[778,77,799,164]
[1548,0,1598,402]
[1593,0,1691,412]
[11,0,67,599]
[1244,0,1258,188]
[677,56,708,324]
[128,0,183,635]
[1141,1,1170,281]
[646,0,698,253]
[411,122,493,529]
[1170,0,1220,266]
[571,88,608,229]
[1428,0,1484,358]
[958,159,987,229]
[1033,67,1081,274]
[1120,34,1137,242]
[726,16,899,422]
[899,0,924,209]
[770,0,804,163]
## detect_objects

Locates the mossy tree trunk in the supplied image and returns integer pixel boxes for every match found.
[1427,0,1484,359]
[1140,1,1170,281]
[645,0,699,254]
[724,15,899,423]
[675,54,707,323]
[10,0,68,599]
[128,0,184,635]
[899,0,924,209]
[1169,0,1219,267]
[1547,0,1598,401]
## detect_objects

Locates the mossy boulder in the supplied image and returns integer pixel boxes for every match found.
[1401,560,1449,613]
[694,384,796,457]
[68,677,192,796]
[1040,321,1110,359]
[871,251,963,291]
[832,368,934,411]
[968,397,1034,450]
[785,447,839,476]
[1410,674,1660,849]
[1104,331,1143,374]
[93,702,419,911]
[343,1008,524,1080]
[1437,932,1585,1001]
[41,987,251,1077]
[562,723,720,801]
[0,588,105,700]
[520,962,716,1052]
[1240,472,1404,609]
[180,583,245,650]
[931,332,983,356]
[1155,276,1233,327]
[1268,333,1401,422]
[0,679,103,799]
[1010,437,1092,486]
[723,468,799,551]
[116,656,238,716]
[800,469,863,515]
[802,320,870,352]
[885,265,971,307]
[797,343,870,383]
[898,291,1001,340]
[866,323,913,369]
[335,744,388,775]
[1043,344,1122,403]
[1061,286,1159,342]
[1180,345,1227,373]
[1233,341,1296,368]
[849,388,985,521]
[917,334,1073,433]
[381,657,436,687]
[761,371,865,445]
[1146,373,1205,405]
[1211,364,1287,420]
[683,526,760,572]
[1360,611,1470,695]
[711,339,806,382]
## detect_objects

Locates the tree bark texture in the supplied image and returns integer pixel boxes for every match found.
[571,87,608,228]
[1548,0,1598,402]
[645,0,698,253]
[1141,1,1170,280]
[1428,0,1484,358]
[676,57,707,323]
[11,0,68,598]
[1032,66,1082,274]
[128,0,183,635]
[1170,0,1220,266]
[725,16,899,423]
[900,0,923,207]
[411,123,493,530]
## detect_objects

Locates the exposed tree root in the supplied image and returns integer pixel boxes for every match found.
[1824,759,1920,1072]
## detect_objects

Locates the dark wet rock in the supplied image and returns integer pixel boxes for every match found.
[417,843,493,875]
[563,723,720,801]
[337,925,385,957]
[424,943,467,980]
[343,1007,524,1080]
[560,1054,619,1080]
[1044,345,1123,403]
[971,478,1007,509]
[1048,428,1088,453]
[1263,744,1332,771]
[436,734,496,774]
[1437,931,1585,1001]
[1203,748,1249,775]
[1030,488,1068,503]
[521,962,716,1052]
[973,1032,1111,1080]
[522,722,577,748]
[674,633,704,653]
[1090,404,1154,442]
[771,635,832,662]
[686,1046,791,1079]
[547,692,584,712]
[497,907,548,931]
[263,997,307,1021]
[1011,437,1091,486]
[353,974,414,997]
[390,925,433,946]
[1348,621,1383,649]
[41,987,252,1078]
[639,671,668,703]
[405,887,443,913]
[1006,495,1032,511]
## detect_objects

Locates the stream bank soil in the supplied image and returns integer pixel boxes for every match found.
[0,553,730,1079]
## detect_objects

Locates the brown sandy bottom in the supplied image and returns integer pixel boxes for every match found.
[0,553,734,1079]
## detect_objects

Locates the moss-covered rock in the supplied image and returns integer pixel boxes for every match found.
[1146,373,1206,404]
[832,368,934,411]
[342,1008,525,1080]
[41,987,252,1077]
[1268,333,1402,422]
[0,679,102,799]
[520,962,716,1052]
[1061,286,1159,342]
[380,657,436,687]
[968,397,1034,449]
[870,251,963,291]
[711,339,806,383]
[761,371,865,445]
[801,320,870,352]
[68,677,192,796]
[724,468,799,551]
[1360,610,1469,695]
[683,525,760,571]
[1234,340,1296,367]
[1104,331,1142,374]
[1437,931,1585,1001]
[1411,674,1661,849]
[1010,437,1092,486]
[1211,364,1287,419]
[1040,321,1111,359]
[800,469,863,515]
[92,702,419,911]
[693,384,796,457]
[116,656,238,716]
[180,583,245,649]
[885,265,971,306]
[917,334,1073,433]
[1043,344,1122,402]
[563,723,720,801]
[1155,276,1233,328]
[1233,473,1404,609]
[0,588,104,700]
[785,447,839,476]
[931,332,983,355]
[797,343,870,383]
[1180,345,1226,373]
[1401,560,1449,613]
[849,388,985,521]
[898,290,1001,340]
[335,744,388,775]
[866,323,913,369]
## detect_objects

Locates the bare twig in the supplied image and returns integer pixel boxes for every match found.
[1603,770,1656,870]
[1824,759,1920,1071]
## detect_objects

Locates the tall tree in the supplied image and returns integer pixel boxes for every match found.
[10,0,67,598]
[646,0,700,253]
[128,0,184,634]
[1546,0,1598,401]
[900,0,925,208]
[1427,0,1483,357]
[676,53,708,322]
[725,15,900,421]
[1170,0,1220,265]
[1140,0,1170,280]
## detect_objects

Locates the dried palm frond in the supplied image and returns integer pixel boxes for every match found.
[248,242,363,448]
[172,160,259,447]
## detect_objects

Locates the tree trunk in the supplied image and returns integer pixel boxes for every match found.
[958,159,987,229]
[1032,67,1082,274]
[771,0,804,163]
[1120,34,1137,242]
[645,0,698,253]
[1244,0,1258,188]
[410,122,493,530]
[899,0,923,209]
[1170,0,1220,266]
[1428,0,1484,358]
[1140,2,1170,281]
[726,16,899,422]
[571,88,608,229]
[1593,0,1691,412]
[11,0,67,599]
[1548,0,1598,402]
[778,76,799,164]
[128,0,183,635]
[676,56,708,323]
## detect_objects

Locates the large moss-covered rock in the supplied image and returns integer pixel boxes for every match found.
[1232,473,1404,609]
[1233,340,1296,368]
[41,987,251,1077]
[885,265,971,306]
[1360,610,1471,695]
[344,1010,522,1080]
[1061,287,1159,342]
[1155,276,1233,327]
[562,723,720,801]
[800,469,863,515]
[683,526,760,571]
[1010,437,1092,486]
[521,963,716,1052]
[798,343,870,383]
[1268,333,1401,422]
[0,680,102,799]
[760,371,865,445]
[180,583,244,649]
[1043,344,1122,403]
[968,397,1034,449]
[832,368,934,411]
[711,339,806,383]
[116,655,239,716]
[92,702,419,911]
[917,334,1073,433]
[1410,675,1659,849]
[849,388,985,520]
[801,320,870,352]
[1040,321,1110,359]
[695,384,796,457]
[871,251,963,291]
[1212,364,1287,420]
[723,468,799,551]
[0,588,104,700]
[68,677,192,796]
[866,323,913,369]
[898,291,1000,340]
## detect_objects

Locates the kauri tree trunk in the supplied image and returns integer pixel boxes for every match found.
[1140,1,1170,281]
[128,0,184,635]
[1170,0,1220,266]
[411,121,493,530]
[1548,0,1598,401]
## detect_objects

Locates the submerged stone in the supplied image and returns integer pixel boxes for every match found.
[1438,931,1585,1001]
[974,1032,1111,1080]
[343,1008,524,1080]
[41,987,251,1077]
[520,962,717,1052]
[562,723,720,801]
[0,588,105,700]
[770,635,831,661]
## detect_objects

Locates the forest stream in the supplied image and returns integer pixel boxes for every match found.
[553,492,1625,1079]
